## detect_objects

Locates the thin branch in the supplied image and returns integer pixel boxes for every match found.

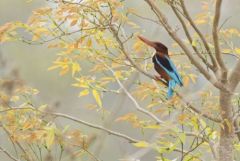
[212,0,228,81]
[185,132,217,159]
[0,108,139,144]
[130,12,160,25]
[84,149,102,161]
[109,26,168,86]
[179,0,218,70]
[219,16,232,30]
[176,93,221,123]
[50,114,139,143]
[170,3,214,71]
[102,60,165,125]
[2,126,31,161]
[0,145,20,161]
[94,73,139,156]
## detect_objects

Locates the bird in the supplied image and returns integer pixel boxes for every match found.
[138,35,183,99]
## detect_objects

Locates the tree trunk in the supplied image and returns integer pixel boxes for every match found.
[219,91,234,161]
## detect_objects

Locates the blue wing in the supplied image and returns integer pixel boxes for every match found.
[154,55,183,86]
[154,55,183,99]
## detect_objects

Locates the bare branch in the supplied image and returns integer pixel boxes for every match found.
[45,112,140,143]
[179,0,218,70]
[109,26,168,86]
[130,12,160,25]
[0,146,20,161]
[170,4,214,71]
[0,108,139,143]
[212,0,228,81]
[176,93,221,123]
[101,60,165,125]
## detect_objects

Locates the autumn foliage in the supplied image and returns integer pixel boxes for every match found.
[0,0,240,161]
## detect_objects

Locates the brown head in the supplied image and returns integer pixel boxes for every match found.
[138,35,168,55]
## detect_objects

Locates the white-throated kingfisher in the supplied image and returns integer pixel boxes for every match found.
[138,35,183,99]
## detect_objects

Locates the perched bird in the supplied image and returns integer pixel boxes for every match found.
[138,36,183,99]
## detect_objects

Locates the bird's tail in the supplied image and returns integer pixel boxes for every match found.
[167,80,177,99]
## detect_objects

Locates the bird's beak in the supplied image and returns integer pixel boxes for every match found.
[138,35,157,49]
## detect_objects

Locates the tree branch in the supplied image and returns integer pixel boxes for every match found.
[0,108,139,143]
[176,93,221,123]
[170,3,214,71]
[179,0,218,71]
[101,60,165,125]
[0,146,20,161]
[212,0,228,81]
[110,26,168,86]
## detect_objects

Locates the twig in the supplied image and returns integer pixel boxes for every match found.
[130,12,160,25]
[0,108,139,143]
[102,61,165,124]
[0,145,20,161]
[179,0,218,70]
[170,3,214,71]
[176,93,221,123]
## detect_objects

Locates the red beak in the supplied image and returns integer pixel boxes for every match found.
[138,35,157,49]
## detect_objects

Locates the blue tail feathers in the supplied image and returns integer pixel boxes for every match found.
[167,80,177,99]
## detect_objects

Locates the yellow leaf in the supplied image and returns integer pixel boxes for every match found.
[133,141,149,148]
[178,114,188,123]
[70,19,78,26]
[38,104,48,112]
[194,19,207,25]
[48,65,60,71]
[71,63,81,77]
[222,48,231,53]
[116,113,136,122]
[60,66,69,76]
[79,89,89,97]
[235,48,240,54]
[92,89,102,108]
[23,121,32,130]
[183,76,190,86]
[201,2,209,10]
[147,102,159,109]
[144,124,160,129]
[191,40,197,47]
[114,71,122,79]
[224,119,233,133]
[10,96,19,102]
[86,39,92,47]
[32,88,39,95]
[133,40,144,52]
[189,74,197,84]
[127,21,140,29]
[45,125,55,149]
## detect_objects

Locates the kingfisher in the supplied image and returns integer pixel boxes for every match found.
[138,36,183,99]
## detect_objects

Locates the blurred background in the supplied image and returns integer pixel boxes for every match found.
[0,0,240,160]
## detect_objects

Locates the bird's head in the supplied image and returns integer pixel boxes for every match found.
[138,35,168,55]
